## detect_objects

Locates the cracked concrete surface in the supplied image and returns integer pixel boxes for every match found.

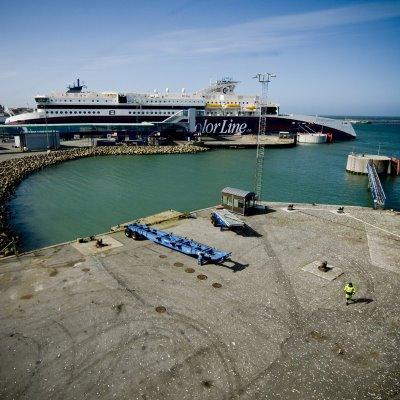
[0,203,399,399]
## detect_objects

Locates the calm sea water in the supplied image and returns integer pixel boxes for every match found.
[9,121,400,251]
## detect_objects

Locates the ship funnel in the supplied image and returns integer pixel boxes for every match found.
[166,88,169,93]
[181,88,186,93]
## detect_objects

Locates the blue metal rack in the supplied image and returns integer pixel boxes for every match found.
[125,223,231,265]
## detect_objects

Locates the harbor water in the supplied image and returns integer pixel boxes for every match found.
[8,121,400,251]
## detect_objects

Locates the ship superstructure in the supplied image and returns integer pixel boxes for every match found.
[5,78,356,140]
[0,105,12,124]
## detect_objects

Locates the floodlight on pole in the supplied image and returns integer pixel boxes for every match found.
[253,73,276,103]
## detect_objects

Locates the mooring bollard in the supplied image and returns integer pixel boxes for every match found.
[318,261,331,272]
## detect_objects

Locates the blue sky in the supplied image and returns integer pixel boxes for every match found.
[0,0,399,115]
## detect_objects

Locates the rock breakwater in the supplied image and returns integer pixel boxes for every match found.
[0,144,207,255]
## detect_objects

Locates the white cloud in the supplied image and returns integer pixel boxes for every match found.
[83,1,400,70]
[0,71,18,80]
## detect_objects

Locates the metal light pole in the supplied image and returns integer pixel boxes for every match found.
[253,73,275,103]
[252,72,276,203]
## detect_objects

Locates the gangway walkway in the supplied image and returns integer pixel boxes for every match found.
[367,160,386,209]
[299,124,317,134]
[162,109,186,124]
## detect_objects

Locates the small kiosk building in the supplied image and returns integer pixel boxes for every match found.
[221,187,256,215]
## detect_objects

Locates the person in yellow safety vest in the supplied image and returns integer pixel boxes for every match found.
[344,282,356,305]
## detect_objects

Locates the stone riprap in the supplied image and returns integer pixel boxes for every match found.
[0,145,207,255]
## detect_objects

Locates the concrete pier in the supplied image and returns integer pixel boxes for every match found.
[199,134,296,149]
[346,153,391,174]
[1,203,400,399]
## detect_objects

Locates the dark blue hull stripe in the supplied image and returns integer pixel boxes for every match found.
[8,115,355,140]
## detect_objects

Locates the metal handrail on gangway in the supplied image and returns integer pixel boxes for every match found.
[125,223,231,265]
[367,160,386,209]
[298,124,317,134]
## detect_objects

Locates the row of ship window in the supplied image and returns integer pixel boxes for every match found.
[49,99,202,104]
[46,110,177,115]
[47,111,101,115]
[145,100,202,103]
[50,99,255,104]
[208,101,252,104]
[52,99,105,103]
[126,111,176,115]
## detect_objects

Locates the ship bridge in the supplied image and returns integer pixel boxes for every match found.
[199,78,239,95]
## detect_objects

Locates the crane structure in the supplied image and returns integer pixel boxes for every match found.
[253,72,276,203]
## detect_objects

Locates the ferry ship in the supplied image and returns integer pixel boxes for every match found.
[5,78,356,140]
